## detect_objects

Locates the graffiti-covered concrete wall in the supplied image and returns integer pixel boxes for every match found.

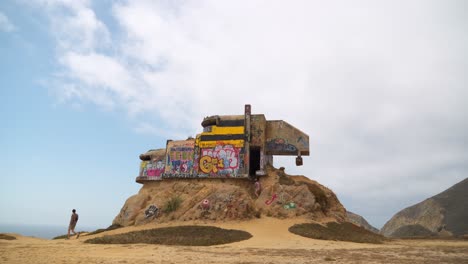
[137,149,166,182]
[136,105,309,183]
[199,144,244,177]
[265,121,309,156]
[165,140,195,177]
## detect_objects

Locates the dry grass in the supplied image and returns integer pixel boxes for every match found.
[289,222,387,244]
[0,234,16,240]
[84,224,123,236]
[390,224,436,238]
[84,225,252,246]
[53,224,122,240]
[163,196,183,213]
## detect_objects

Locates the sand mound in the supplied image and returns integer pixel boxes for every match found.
[113,165,346,226]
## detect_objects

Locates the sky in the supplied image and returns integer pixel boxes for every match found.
[1,0,467,230]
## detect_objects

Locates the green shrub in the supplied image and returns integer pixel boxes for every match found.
[163,196,183,213]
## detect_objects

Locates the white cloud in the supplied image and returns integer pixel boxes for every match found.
[35,0,110,52]
[40,0,468,227]
[0,12,16,32]
[60,52,134,99]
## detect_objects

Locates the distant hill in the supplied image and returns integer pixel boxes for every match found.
[346,211,379,233]
[381,178,468,237]
[390,224,436,238]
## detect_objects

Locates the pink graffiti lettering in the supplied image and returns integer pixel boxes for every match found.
[265,194,278,205]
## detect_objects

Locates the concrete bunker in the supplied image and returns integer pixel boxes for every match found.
[136,105,309,183]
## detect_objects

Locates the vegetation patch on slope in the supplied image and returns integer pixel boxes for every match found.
[53,224,122,240]
[84,224,123,237]
[0,234,16,240]
[84,225,252,246]
[390,224,436,238]
[289,222,386,244]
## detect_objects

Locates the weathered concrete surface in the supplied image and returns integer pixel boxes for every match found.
[113,165,347,226]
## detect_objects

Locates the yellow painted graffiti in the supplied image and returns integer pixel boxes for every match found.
[209,125,244,134]
[198,140,244,148]
[199,156,225,173]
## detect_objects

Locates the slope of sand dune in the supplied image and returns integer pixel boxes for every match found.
[1,218,468,264]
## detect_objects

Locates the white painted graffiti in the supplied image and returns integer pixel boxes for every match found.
[200,145,240,175]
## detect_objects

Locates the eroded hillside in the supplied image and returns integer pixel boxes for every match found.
[113,166,347,226]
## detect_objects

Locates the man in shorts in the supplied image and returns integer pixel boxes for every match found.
[67,209,80,239]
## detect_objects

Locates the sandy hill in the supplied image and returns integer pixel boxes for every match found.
[381,178,468,237]
[346,211,379,233]
[113,165,347,227]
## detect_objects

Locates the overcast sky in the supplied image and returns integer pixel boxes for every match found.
[1,0,467,230]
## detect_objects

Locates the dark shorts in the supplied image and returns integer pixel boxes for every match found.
[69,223,77,230]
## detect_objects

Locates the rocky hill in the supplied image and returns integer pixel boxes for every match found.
[346,211,379,233]
[113,166,347,226]
[381,178,468,237]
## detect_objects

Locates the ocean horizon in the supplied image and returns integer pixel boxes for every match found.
[0,224,101,239]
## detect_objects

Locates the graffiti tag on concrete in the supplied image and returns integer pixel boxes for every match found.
[266,138,298,153]
[199,145,240,176]
[145,205,159,218]
[140,160,164,180]
[166,146,194,174]
[200,156,224,173]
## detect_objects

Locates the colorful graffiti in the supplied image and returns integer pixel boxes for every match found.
[200,199,210,211]
[265,194,278,205]
[283,202,297,209]
[140,160,164,180]
[199,156,224,173]
[166,145,195,175]
[149,160,165,177]
[266,138,298,153]
[145,205,159,218]
[198,139,244,148]
[199,145,241,176]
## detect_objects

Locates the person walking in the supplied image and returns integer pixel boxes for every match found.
[67,209,80,239]
[254,178,262,197]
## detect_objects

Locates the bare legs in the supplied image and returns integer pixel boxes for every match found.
[67,226,77,239]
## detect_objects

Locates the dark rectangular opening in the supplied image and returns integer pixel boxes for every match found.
[249,148,261,176]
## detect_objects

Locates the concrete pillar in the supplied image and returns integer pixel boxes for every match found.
[244,104,251,178]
